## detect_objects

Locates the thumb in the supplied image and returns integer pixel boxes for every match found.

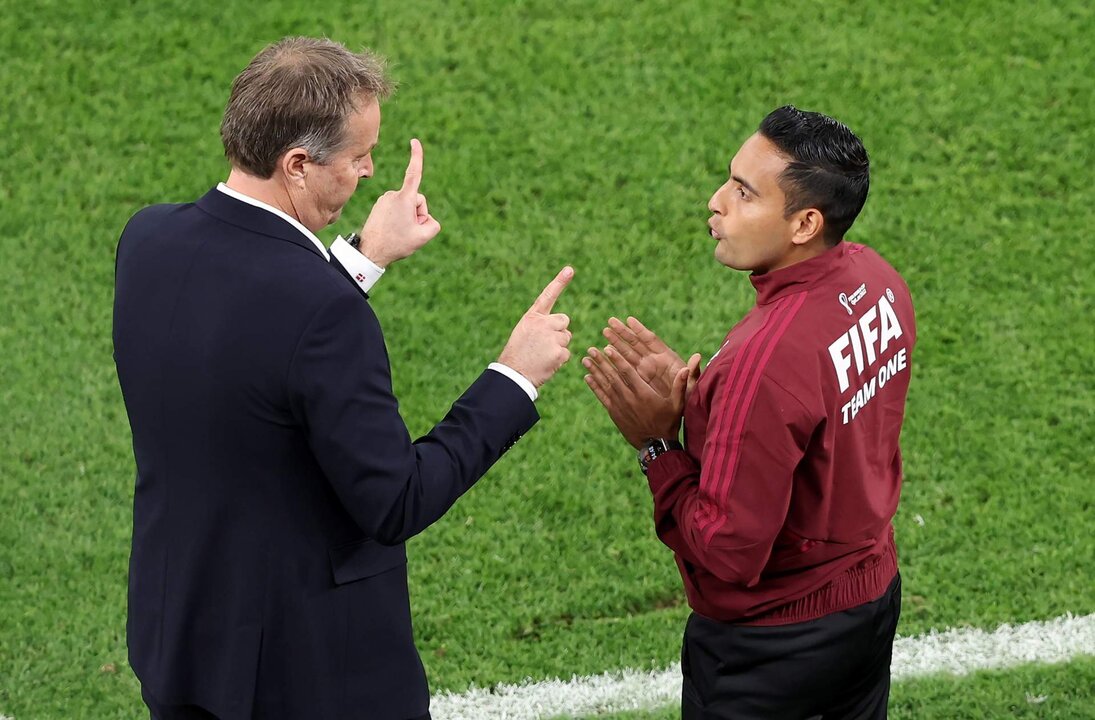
[685,353,702,398]
[687,353,702,378]
[672,366,690,409]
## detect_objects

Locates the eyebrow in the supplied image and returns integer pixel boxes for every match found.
[728,166,760,197]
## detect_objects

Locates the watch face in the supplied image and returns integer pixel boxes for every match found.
[640,439,680,474]
[639,439,664,474]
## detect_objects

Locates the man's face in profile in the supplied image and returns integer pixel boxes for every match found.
[706,133,800,274]
[299,96,381,230]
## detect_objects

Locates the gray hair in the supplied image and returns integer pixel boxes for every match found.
[220,37,393,178]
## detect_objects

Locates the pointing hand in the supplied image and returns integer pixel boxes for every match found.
[358,139,441,267]
[498,267,576,388]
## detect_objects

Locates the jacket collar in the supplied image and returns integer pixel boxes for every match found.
[194,186,329,260]
[749,241,853,305]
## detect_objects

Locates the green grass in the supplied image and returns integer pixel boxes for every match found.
[1,0,1092,717]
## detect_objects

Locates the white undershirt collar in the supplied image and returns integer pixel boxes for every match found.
[215,182,329,260]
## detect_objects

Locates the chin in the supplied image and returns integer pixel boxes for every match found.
[714,244,741,270]
[717,252,759,273]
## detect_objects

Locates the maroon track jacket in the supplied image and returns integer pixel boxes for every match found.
[647,241,916,625]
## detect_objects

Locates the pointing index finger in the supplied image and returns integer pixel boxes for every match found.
[401,138,423,196]
[530,266,574,314]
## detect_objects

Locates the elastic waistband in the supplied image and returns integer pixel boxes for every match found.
[741,538,898,626]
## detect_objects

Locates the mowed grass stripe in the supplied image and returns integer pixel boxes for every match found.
[431,613,1095,720]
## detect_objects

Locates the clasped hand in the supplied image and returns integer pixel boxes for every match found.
[583,316,701,450]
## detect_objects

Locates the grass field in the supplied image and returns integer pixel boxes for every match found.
[1,0,1092,717]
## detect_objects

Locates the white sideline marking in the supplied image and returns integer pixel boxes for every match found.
[431,612,1095,720]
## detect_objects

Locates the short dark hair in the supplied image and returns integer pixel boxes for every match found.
[220,37,393,178]
[758,105,870,244]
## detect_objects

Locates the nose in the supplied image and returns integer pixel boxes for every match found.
[360,156,374,179]
[708,180,730,214]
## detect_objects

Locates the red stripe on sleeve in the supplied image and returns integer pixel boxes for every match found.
[695,298,789,539]
[697,291,808,541]
[704,296,793,503]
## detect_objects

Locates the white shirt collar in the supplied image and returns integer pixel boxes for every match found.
[215,182,330,260]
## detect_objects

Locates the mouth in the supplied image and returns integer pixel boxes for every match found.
[708,220,721,240]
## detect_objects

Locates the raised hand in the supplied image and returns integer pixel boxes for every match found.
[358,138,442,267]
[603,316,701,399]
[582,343,692,449]
[498,267,575,388]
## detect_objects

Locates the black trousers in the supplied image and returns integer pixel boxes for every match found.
[681,574,901,720]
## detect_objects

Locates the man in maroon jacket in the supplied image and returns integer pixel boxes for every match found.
[583,105,916,719]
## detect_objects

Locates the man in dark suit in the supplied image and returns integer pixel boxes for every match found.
[113,37,574,720]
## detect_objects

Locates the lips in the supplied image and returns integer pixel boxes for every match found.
[708,220,721,239]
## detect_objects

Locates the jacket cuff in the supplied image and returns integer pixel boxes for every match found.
[463,369,540,454]
[646,449,697,494]
[330,236,385,294]
[487,362,538,402]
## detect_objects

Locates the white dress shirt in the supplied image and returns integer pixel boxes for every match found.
[214,183,537,402]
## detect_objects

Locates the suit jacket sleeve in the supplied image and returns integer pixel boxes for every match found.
[286,289,538,544]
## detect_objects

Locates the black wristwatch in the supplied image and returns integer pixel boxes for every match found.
[345,232,362,249]
[637,438,683,475]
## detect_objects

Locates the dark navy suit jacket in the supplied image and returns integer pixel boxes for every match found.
[113,188,538,719]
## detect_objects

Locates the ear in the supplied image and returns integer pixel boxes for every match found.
[279,147,311,188]
[790,207,825,246]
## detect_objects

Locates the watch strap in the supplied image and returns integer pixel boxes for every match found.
[638,438,683,474]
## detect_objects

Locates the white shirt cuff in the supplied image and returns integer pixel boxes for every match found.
[487,363,538,402]
[330,236,385,294]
